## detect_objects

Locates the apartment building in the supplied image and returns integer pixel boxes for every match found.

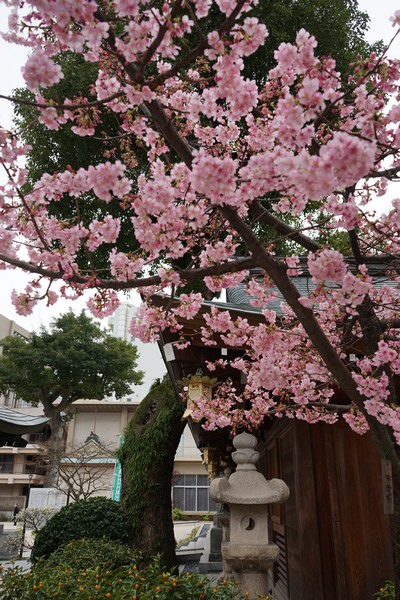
[0,316,47,505]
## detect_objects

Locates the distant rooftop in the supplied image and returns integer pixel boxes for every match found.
[214,259,400,316]
[0,405,49,435]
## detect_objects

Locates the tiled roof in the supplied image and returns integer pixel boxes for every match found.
[0,405,49,434]
[223,270,399,316]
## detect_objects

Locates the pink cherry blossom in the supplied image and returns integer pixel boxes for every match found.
[0,0,400,450]
[22,49,64,93]
[308,250,347,284]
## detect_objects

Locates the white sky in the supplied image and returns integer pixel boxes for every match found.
[0,0,399,332]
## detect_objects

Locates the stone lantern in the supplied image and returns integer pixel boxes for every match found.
[210,431,289,596]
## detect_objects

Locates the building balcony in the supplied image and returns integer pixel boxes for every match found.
[0,472,44,485]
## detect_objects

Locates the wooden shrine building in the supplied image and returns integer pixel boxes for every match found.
[155,276,395,599]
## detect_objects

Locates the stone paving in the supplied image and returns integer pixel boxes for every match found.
[0,521,31,571]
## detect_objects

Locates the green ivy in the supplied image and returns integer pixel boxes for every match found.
[118,375,185,568]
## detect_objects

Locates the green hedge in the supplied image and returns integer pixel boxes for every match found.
[45,538,137,571]
[31,497,128,562]
[0,551,258,599]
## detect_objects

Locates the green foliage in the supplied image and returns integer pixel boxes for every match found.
[0,553,267,599]
[0,310,143,407]
[30,497,128,562]
[172,508,184,521]
[375,581,396,600]
[246,0,380,86]
[12,51,143,276]
[12,53,104,184]
[45,538,138,571]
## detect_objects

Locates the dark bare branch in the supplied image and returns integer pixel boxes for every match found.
[0,253,256,289]
[252,200,321,252]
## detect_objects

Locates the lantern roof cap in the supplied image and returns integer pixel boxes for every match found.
[210,432,289,505]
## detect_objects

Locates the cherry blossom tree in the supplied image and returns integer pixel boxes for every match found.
[1,0,400,587]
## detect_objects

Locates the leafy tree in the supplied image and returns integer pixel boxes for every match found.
[0,311,142,482]
[1,0,400,595]
[247,0,378,85]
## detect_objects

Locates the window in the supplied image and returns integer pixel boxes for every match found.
[27,431,50,444]
[0,455,14,473]
[12,331,29,341]
[173,474,216,512]
[25,455,47,475]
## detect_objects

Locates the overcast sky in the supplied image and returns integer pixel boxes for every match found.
[0,0,398,332]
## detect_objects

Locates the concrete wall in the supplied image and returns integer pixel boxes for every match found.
[69,410,124,449]
[175,426,202,459]
[0,315,31,343]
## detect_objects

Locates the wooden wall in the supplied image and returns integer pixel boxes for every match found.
[260,420,394,599]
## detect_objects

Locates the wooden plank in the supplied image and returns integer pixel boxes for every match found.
[291,423,324,599]
[331,421,394,598]
[382,459,394,515]
[309,425,340,599]
[324,423,353,597]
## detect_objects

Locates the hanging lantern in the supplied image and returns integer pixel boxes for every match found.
[178,369,219,422]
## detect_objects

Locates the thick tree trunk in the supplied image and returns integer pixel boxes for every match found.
[119,376,185,570]
[42,409,65,487]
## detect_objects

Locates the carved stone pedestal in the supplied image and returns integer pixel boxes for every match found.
[210,432,289,597]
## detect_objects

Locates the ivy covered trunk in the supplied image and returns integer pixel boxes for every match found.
[119,376,186,570]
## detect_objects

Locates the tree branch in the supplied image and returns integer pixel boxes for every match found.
[252,200,321,252]
[218,203,400,473]
[0,253,256,290]
[0,92,124,112]
[152,0,251,88]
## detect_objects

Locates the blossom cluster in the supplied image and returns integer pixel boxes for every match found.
[1,1,400,442]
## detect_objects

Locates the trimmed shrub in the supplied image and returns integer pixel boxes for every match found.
[45,537,137,571]
[0,554,260,599]
[31,497,128,562]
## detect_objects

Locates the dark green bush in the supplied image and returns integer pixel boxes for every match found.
[31,497,128,562]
